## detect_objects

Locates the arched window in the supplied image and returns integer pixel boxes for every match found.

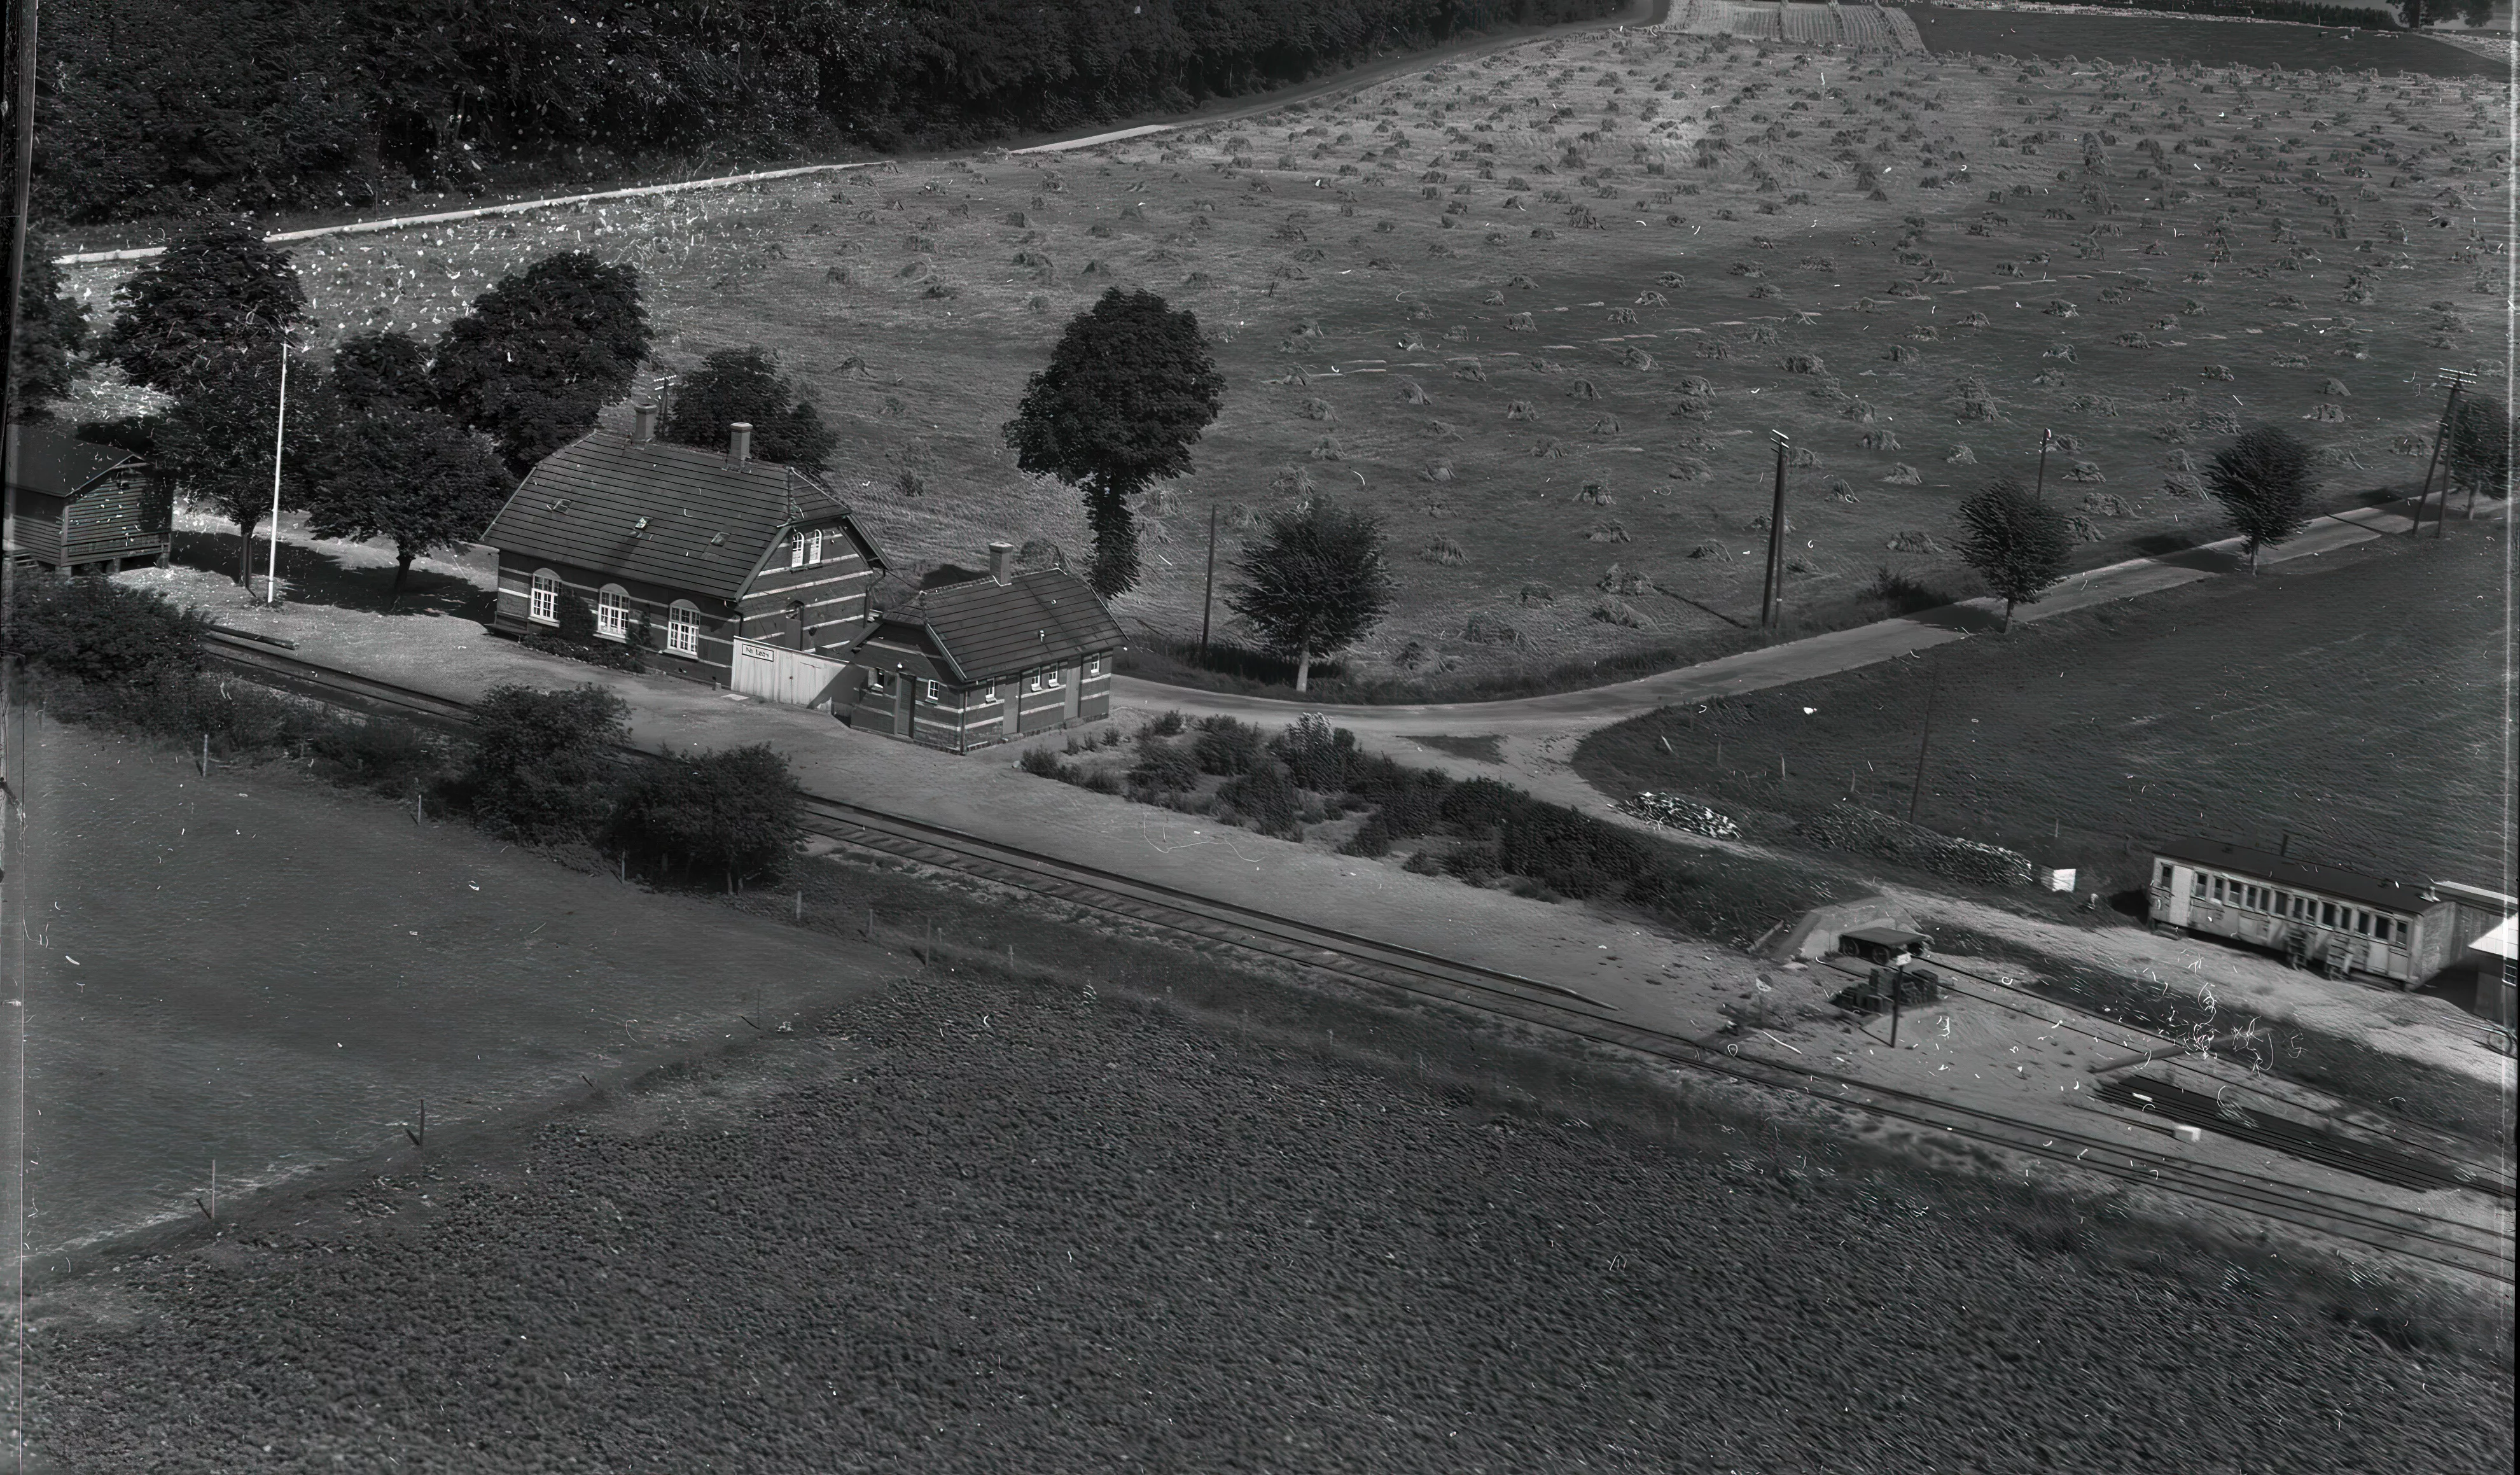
[596,585,629,641]
[666,601,700,658]
[807,529,826,565]
[529,569,560,625]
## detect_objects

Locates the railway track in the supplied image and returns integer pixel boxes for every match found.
[198,633,2520,1284]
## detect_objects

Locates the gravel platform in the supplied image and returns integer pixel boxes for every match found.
[18,970,2510,1475]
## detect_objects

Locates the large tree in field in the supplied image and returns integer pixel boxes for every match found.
[10,235,91,419]
[98,217,306,397]
[659,345,839,471]
[1001,288,1227,599]
[1225,496,1396,694]
[2444,393,2510,512]
[1953,475,2073,632]
[2203,425,2316,573]
[302,402,515,594]
[151,352,314,586]
[430,251,653,476]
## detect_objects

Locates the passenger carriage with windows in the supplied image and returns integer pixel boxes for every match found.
[2147,837,2479,989]
[484,408,886,700]
[841,542,1125,753]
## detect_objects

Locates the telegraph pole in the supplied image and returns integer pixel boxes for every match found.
[1198,503,1219,660]
[265,335,289,603]
[1760,430,1790,631]
[2413,367,2472,538]
[1907,650,1943,827]
[2433,368,2474,540]
[2033,426,2054,501]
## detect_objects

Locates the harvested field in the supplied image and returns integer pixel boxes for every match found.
[1570,521,2512,901]
[56,20,2511,698]
[18,960,2512,1475]
[1907,4,2509,78]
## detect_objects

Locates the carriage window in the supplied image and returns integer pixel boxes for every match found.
[2320,901,2337,927]
[2211,877,2225,901]
[2190,872,2206,897]
[2355,911,2372,936]
[2157,863,2173,888]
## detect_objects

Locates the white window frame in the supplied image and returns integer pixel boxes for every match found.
[528,569,560,626]
[790,533,807,570]
[983,681,998,702]
[595,585,629,641]
[922,678,942,704]
[1027,669,1044,694]
[1085,654,1100,677]
[867,669,894,695]
[665,601,700,658]
[807,529,826,566]
[1044,663,1064,689]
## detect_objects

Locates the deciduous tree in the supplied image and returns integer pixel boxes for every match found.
[430,251,652,475]
[328,328,435,409]
[2203,425,2316,573]
[1953,475,2073,631]
[300,401,515,594]
[98,217,306,396]
[1224,496,1395,694]
[659,344,837,471]
[10,235,90,419]
[151,353,312,586]
[2444,393,2510,510]
[1002,288,1225,599]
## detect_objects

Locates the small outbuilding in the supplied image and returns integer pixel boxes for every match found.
[483,409,886,701]
[1838,926,1930,967]
[3,419,174,574]
[842,542,1124,752]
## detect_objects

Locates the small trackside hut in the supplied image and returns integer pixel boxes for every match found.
[3,419,174,575]
[2147,837,2471,988]
[842,542,1124,753]
[484,409,886,701]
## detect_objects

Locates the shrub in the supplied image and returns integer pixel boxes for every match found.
[1018,746,1065,778]
[611,743,804,893]
[1218,759,1300,833]
[1146,708,1187,738]
[1270,712,1355,792]
[1190,715,1265,776]
[5,573,208,684]
[1129,741,1201,793]
[309,715,445,796]
[459,684,629,846]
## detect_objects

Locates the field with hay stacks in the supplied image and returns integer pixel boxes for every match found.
[58,22,2512,696]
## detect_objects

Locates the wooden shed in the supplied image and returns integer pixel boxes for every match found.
[841,542,1125,752]
[482,409,886,696]
[3,419,174,574]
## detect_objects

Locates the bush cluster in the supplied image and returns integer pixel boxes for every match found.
[3,573,207,685]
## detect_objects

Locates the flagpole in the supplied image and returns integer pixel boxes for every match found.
[266,337,288,603]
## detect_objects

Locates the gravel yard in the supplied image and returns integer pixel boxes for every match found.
[18,965,2509,1475]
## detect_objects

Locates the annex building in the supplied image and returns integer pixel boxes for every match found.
[842,542,1124,752]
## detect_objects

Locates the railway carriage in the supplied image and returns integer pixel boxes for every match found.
[2147,837,2486,988]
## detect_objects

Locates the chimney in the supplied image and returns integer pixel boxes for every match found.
[987,541,1014,585]
[727,422,753,465]
[631,403,658,444]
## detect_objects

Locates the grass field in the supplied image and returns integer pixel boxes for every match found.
[1909,4,2510,78]
[1571,519,2512,902]
[57,20,2513,699]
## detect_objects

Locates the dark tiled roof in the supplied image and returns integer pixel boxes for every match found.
[4,421,141,500]
[482,431,875,603]
[874,568,1124,685]
[2156,837,2440,914]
